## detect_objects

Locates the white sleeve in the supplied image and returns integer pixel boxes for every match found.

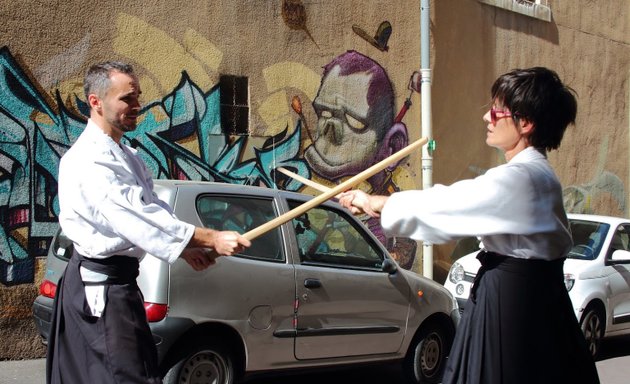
[98,184,195,262]
[77,153,194,263]
[380,164,540,243]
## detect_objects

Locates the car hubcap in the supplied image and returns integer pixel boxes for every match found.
[583,312,602,356]
[179,351,229,384]
[420,332,443,376]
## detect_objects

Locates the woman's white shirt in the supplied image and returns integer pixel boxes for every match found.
[381,147,572,260]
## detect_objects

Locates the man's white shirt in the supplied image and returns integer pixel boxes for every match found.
[58,119,196,316]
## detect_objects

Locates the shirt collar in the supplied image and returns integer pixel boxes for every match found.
[509,146,547,164]
[85,119,116,146]
[85,119,136,155]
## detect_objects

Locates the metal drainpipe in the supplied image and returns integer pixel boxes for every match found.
[420,0,434,279]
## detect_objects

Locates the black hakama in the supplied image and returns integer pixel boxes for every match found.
[46,252,162,384]
[442,251,600,384]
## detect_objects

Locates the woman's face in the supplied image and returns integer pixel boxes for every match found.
[483,101,522,153]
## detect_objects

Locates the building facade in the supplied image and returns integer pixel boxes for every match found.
[0,0,628,359]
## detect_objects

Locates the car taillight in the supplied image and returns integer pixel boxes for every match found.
[144,302,168,322]
[39,279,57,299]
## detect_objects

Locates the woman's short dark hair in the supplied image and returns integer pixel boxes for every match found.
[83,61,135,100]
[491,67,577,151]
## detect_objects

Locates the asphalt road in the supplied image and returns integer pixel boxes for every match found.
[2,335,630,383]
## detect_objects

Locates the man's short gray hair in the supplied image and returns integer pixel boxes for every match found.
[83,61,135,100]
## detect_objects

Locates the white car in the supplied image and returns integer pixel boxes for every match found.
[444,213,630,359]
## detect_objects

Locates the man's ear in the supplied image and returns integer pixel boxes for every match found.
[88,94,101,112]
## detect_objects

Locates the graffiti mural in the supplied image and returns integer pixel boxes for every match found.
[0,46,83,285]
[0,46,308,285]
[303,50,417,268]
[0,43,421,285]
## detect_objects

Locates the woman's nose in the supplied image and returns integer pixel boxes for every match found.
[482,110,491,123]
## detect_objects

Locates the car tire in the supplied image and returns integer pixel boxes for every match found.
[402,321,452,384]
[163,343,234,384]
[580,305,605,359]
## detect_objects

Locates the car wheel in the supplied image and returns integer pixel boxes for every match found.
[403,321,451,384]
[580,305,604,359]
[163,343,234,384]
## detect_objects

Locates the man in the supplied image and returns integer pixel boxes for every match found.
[47,61,251,384]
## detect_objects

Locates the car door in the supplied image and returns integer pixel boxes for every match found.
[287,201,410,360]
[604,223,630,332]
[167,186,299,369]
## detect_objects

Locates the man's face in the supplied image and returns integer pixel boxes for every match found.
[100,71,142,134]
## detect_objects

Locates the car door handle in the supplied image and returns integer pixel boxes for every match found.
[304,278,322,288]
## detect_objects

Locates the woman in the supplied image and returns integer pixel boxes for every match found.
[338,67,599,383]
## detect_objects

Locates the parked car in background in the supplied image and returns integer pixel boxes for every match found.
[33,180,459,384]
[444,213,630,359]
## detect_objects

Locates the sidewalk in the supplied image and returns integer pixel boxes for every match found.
[1,356,629,383]
[596,355,630,384]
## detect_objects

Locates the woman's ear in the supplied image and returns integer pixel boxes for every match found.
[519,117,535,137]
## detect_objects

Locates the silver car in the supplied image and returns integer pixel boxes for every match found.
[33,180,459,384]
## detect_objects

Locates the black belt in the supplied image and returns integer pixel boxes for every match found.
[469,250,564,303]
[470,250,505,303]
[77,253,139,285]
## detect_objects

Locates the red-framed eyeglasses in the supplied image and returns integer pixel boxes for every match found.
[490,108,514,125]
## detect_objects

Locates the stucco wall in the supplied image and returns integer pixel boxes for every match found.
[430,0,630,272]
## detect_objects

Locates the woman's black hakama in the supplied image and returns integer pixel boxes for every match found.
[442,251,600,384]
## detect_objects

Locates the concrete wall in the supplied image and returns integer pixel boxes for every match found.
[430,0,630,273]
[0,0,629,360]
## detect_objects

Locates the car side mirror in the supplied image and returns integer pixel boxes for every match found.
[611,249,630,262]
[381,258,398,274]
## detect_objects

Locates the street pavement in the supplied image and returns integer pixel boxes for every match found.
[2,335,629,383]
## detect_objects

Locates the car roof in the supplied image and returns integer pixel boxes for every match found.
[567,213,630,226]
[152,178,344,208]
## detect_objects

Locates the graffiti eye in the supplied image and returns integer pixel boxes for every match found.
[321,110,333,118]
[345,114,365,130]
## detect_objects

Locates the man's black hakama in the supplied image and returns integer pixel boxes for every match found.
[46,253,162,384]
[442,251,600,384]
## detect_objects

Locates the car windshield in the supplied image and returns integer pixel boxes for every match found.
[568,219,610,260]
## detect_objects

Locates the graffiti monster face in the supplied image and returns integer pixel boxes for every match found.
[305,64,390,179]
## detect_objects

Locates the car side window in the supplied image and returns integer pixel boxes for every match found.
[606,225,630,261]
[288,201,384,270]
[196,195,283,261]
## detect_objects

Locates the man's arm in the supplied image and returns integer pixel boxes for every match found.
[179,228,251,271]
[188,227,251,255]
